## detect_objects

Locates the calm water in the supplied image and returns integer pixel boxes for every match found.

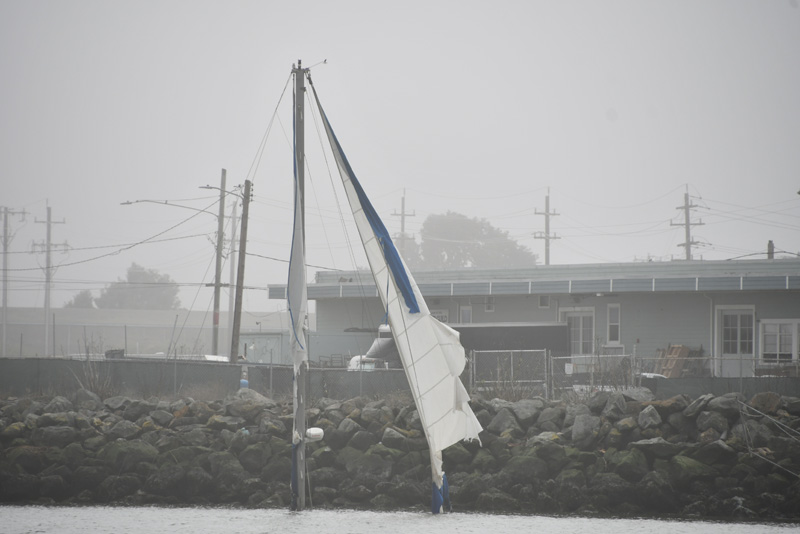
[1,506,797,534]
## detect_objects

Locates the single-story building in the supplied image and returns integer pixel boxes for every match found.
[269,258,800,378]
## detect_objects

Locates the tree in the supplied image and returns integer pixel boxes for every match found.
[94,263,181,310]
[415,211,536,270]
[64,289,95,308]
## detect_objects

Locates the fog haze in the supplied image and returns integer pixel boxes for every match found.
[1,1,798,314]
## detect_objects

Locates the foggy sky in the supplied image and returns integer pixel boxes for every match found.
[1,1,799,314]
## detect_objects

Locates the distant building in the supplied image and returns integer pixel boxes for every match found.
[269,258,800,378]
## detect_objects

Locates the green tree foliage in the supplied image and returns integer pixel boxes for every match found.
[94,263,181,310]
[415,211,536,270]
[64,289,95,309]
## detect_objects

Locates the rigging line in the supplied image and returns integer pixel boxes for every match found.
[303,81,339,274]
[738,403,800,480]
[307,77,380,332]
[173,249,217,359]
[738,401,800,441]
[245,72,293,185]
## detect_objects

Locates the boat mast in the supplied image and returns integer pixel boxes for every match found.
[291,59,308,512]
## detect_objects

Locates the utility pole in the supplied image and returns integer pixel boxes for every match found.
[226,196,238,355]
[671,187,703,260]
[391,189,415,259]
[534,188,559,265]
[229,179,251,363]
[212,169,226,356]
[2,207,27,357]
[33,205,67,357]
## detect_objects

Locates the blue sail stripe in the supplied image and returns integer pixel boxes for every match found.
[320,110,420,314]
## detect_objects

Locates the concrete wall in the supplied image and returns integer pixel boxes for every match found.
[0,358,412,402]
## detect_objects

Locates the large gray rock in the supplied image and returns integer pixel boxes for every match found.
[602,393,627,421]
[511,398,545,427]
[748,392,781,415]
[707,393,745,420]
[538,406,565,429]
[103,396,131,412]
[75,389,104,411]
[630,437,685,459]
[380,427,407,450]
[563,403,591,428]
[97,439,158,472]
[224,389,277,422]
[206,414,246,432]
[638,404,662,430]
[123,399,156,422]
[501,455,549,482]
[696,411,728,434]
[571,413,601,444]
[731,419,773,448]
[487,408,524,437]
[106,420,141,440]
[683,393,714,418]
[613,447,649,483]
[32,426,78,448]
[43,396,73,414]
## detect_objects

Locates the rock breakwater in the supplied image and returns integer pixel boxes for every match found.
[1,388,799,520]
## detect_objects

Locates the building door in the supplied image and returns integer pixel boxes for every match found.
[719,308,754,378]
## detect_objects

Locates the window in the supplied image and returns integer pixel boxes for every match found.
[538,295,550,309]
[485,297,495,312]
[723,311,754,355]
[761,321,798,363]
[607,304,620,344]
[562,309,594,355]
[459,305,472,324]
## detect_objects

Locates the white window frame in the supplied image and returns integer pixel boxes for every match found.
[760,319,799,365]
[717,306,755,356]
[560,307,595,356]
[607,303,621,345]
[459,305,473,324]
[714,305,756,378]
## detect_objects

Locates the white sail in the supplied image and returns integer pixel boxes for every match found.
[310,85,482,511]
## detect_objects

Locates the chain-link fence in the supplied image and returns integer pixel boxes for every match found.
[470,349,549,400]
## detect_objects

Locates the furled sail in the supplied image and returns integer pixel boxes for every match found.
[310,84,483,513]
[288,79,309,511]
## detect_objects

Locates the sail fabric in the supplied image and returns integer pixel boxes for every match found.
[311,86,483,504]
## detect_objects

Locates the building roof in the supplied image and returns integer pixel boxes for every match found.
[268,258,800,300]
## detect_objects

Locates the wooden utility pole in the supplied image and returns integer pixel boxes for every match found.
[229,179,251,363]
[671,187,703,260]
[534,188,559,265]
[33,205,66,357]
[392,189,415,260]
[212,169,226,356]
[2,207,27,357]
[227,198,238,354]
